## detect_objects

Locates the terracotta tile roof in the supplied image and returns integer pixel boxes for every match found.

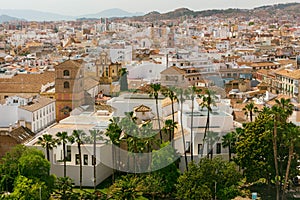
[15,94,35,99]
[232,102,264,111]
[160,66,186,75]
[84,77,99,90]
[26,41,43,48]
[161,97,178,107]
[250,62,280,67]
[19,97,55,112]
[237,62,280,68]
[233,111,246,123]
[134,104,151,112]
[0,71,55,93]
[266,94,294,107]
[256,69,269,75]
[275,69,300,79]
[54,59,82,69]
[276,59,296,66]
[10,126,35,143]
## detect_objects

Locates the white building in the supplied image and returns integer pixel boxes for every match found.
[26,110,113,187]
[0,95,56,133]
[126,61,164,82]
[174,97,234,170]
[109,45,132,63]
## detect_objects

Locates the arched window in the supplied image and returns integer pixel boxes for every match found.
[63,70,70,76]
[64,81,70,88]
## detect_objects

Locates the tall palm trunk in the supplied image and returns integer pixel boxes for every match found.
[77,143,82,189]
[283,143,294,192]
[112,145,115,182]
[93,133,96,190]
[171,98,175,147]
[62,143,66,200]
[273,120,280,200]
[180,93,188,171]
[210,140,213,159]
[63,142,66,178]
[155,97,162,143]
[202,110,210,158]
[46,145,50,162]
[190,97,194,161]
[206,140,210,159]
[228,144,231,161]
[250,110,253,122]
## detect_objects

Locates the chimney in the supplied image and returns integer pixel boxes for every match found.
[19,120,26,127]
[9,124,12,132]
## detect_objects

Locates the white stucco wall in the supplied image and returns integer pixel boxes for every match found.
[0,105,18,127]
[126,62,163,81]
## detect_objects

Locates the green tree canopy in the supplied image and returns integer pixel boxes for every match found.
[176,158,242,200]
[0,145,55,199]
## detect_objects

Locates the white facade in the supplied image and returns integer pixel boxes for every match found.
[216,40,230,51]
[0,104,19,127]
[19,100,56,133]
[26,111,113,187]
[0,95,56,132]
[174,98,234,170]
[109,45,132,63]
[126,61,163,82]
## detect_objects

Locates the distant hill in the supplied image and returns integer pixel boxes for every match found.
[0,15,23,23]
[0,3,298,22]
[0,8,144,21]
[79,8,144,19]
[131,2,300,21]
[0,9,74,21]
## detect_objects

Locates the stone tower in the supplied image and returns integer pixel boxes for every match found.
[55,60,84,121]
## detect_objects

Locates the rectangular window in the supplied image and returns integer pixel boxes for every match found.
[75,154,80,165]
[216,143,221,154]
[84,155,88,165]
[198,144,203,155]
[185,141,191,153]
[66,146,71,161]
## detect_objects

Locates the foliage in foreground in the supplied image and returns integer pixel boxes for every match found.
[106,162,180,199]
[0,145,55,199]
[176,157,242,200]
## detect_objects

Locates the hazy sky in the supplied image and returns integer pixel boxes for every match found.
[1,0,299,16]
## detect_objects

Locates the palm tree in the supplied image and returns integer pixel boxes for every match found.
[199,89,216,157]
[87,129,104,191]
[161,86,178,146]
[105,117,122,182]
[275,98,293,122]
[271,98,294,200]
[37,134,58,161]
[69,130,86,190]
[205,131,219,159]
[162,119,178,142]
[175,87,188,171]
[283,124,299,193]
[148,83,162,143]
[242,102,258,122]
[187,86,202,161]
[56,131,70,178]
[222,131,236,161]
[119,68,128,91]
